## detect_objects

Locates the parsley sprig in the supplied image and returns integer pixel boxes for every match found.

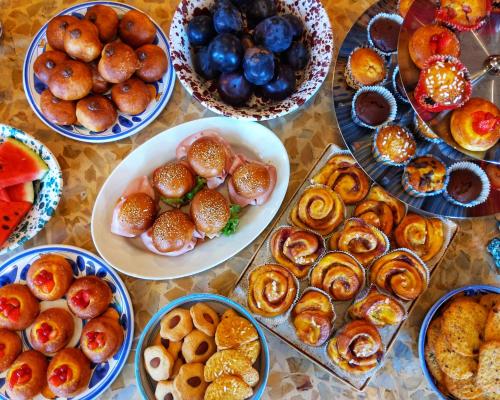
[160,176,206,206]
[222,204,242,236]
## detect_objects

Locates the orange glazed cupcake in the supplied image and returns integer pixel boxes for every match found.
[408,24,460,69]
[345,47,387,89]
[436,0,491,31]
[450,98,500,151]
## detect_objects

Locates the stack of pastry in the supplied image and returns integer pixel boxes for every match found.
[424,293,500,399]
[0,253,124,399]
[36,5,168,131]
[143,302,262,400]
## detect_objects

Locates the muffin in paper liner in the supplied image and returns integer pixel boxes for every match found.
[372,124,417,167]
[268,225,327,281]
[351,85,398,130]
[366,13,404,56]
[402,154,449,197]
[412,113,443,143]
[344,45,389,90]
[443,161,491,207]
[435,0,491,32]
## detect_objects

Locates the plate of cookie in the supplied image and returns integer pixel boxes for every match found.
[0,245,134,400]
[23,1,175,143]
[418,285,500,400]
[135,293,269,400]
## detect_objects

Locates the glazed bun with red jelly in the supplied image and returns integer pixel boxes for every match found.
[6,350,48,400]
[111,176,156,237]
[0,328,22,373]
[29,307,75,354]
[47,348,91,397]
[27,253,74,301]
[228,154,277,207]
[66,276,112,319]
[0,284,39,331]
[176,130,234,189]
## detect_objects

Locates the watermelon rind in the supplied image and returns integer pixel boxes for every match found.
[6,182,34,203]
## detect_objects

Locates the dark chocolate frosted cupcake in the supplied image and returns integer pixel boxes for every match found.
[367,13,404,55]
[351,86,397,129]
[444,161,490,207]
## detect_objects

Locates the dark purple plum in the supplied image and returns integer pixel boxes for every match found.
[208,33,244,72]
[247,0,276,24]
[285,42,309,70]
[193,46,220,80]
[230,0,252,12]
[257,63,295,100]
[217,72,253,106]
[243,47,275,85]
[187,15,215,46]
[240,33,255,50]
[282,14,304,39]
[213,3,243,34]
[254,16,293,53]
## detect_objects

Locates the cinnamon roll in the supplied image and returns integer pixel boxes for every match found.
[310,252,365,301]
[270,226,325,279]
[311,154,370,204]
[247,264,297,318]
[292,290,334,346]
[327,320,384,374]
[329,218,389,267]
[353,199,394,236]
[348,285,406,326]
[290,185,345,236]
[394,213,444,262]
[366,185,406,225]
[369,250,429,301]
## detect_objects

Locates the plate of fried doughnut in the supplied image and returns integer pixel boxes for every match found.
[91,116,290,280]
[0,245,133,399]
[23,1,175,143]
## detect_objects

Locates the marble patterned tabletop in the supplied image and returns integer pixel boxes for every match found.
[0,0,498,399]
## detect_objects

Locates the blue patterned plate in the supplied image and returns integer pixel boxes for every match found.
[23,1,175,143]
[0,245,134,400]
[0,124,63,256]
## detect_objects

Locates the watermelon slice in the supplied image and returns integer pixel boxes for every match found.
[0,138,48,189]
[5,182,34,203]
[0,189,9,201]
[0,200,32,246]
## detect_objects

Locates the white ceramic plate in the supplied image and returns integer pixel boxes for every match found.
[91,117,290,280]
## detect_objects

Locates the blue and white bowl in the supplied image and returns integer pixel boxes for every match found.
[418,284,500,400]
[0,124,63,256]
[23,1,175,143]
[135,293,270,400]
[0,245,134,400]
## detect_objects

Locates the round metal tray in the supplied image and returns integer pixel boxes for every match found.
[331,0,500,218]
[398,0,499,163]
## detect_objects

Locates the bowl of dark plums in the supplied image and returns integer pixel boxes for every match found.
[170,0,333,120]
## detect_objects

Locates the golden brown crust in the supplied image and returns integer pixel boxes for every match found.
[98,41,139,84]
[485,306,500,341]
[215,315,258,351]
[190,189,230,237]
[81,315,124,363]
[347,47,387,87]
[111,78,151,115]
[48,60,92,101]
[84,5,119,43]
[353,199,394,236]
[136,44,168,82]
[204,350,259,386]
[366,185,406,225]
[160,308,194,342]
[66,276,112,319]
[181,329,216,363]
[39,90,77,126]
[6,350,48,400]
[235,340,260,365]
[173,363,207,400]
[119,10,156,48]
[116,192,156,236]
[30,307,74,354]
[189,303,220,337]
[409,24,460,69]
[434,335,477,380]
[89,62,111,94]
[153,161,195,200]
[231,162,272,199]
[477,340,500,394]
[0,328,22,373]
[46,15,79,51]
[63,19,102,63]
[405,156,447,194]
[204,375,253,400]
[0,283,40,330]
[374,125,416,164]
[151,210,196,253]
[33,50,68,85]
[47,348,91,397]
[76,95,117,132]
[27,254,74,301]
[444,374,484,400]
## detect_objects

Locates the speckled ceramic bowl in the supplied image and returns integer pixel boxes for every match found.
[0,124,63,255]
[169,0,334,120]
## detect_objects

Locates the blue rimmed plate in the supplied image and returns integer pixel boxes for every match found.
[418,284,500,400]
[23,1,175,143]
[135,293,270,400]
[0,124,63,256]
[0,245,134,400]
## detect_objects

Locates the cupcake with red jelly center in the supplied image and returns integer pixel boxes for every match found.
[351,86,397,129]
[367,13,404,55]
[372,124,416,166]
[436,0,491,31]
[415,55,471,112]
[444,161,490,207]
[402,155,449,196]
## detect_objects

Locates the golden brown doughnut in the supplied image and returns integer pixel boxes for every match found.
[29,307,74,354]
[119,9,156,48]
[76,95,117,132]
[0,328,22,373]
[47,348,91,398]
[135,44,168,82]
[48,60,92,101]
[81,314,124,363]
[89,62,111,94]
[27,254,74,301]
[98,41,139,83]
[39,89,77,126]
[160,308,193,342]
[63,19,102,62]
[46,15,79,51]
[84,5,119,43]
[33,50,68,85]
[0,284,39,330]
[66,276,112,319]
[189,303,220,337]
[6,350,48,400]
[111,78,151,115]
[181,329,216,363]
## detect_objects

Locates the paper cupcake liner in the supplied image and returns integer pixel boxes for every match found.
[344,45,389,90]
[412,113,443,143]
[368,248,431,302]
[371,125,416,167]
[351,85,398,130]
[402,154,449,197]
[435,2,491,32]
[443,161,491,207]
[267,225,327,281]
[391,66,410,104]
[367,13,404,56]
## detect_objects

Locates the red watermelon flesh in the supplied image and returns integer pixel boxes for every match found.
[0,200,32,246]
[0,138,48,189]
[5,182,34,203]
[0,189,9,201]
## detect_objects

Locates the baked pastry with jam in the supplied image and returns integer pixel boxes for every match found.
[30,307,74,354]
[353,199,394,236]
[372,124,416,166]
[81,312,124,363]
[409,24,460,69]
[6,350,48,400]
[345,47,387,89]
[0,328,22,373]
[0,283,39,330]
[47,348,91,397]
[67,276,112,319]
[402,155,448,196]
[436,0,491,31]
[365,185,406,226]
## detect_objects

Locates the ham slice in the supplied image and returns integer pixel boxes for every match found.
[140,228,202,256]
